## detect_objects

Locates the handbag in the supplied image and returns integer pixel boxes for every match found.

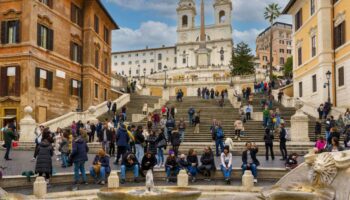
[12,141,19,148]
[157,139,167,148]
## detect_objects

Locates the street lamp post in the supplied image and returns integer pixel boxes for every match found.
[143,68,146,88]
[325,70,331,104]
[163,65,168,88]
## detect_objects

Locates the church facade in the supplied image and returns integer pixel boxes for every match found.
[112,0,233,78]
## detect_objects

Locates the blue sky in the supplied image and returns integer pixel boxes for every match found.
[101,0,292,54]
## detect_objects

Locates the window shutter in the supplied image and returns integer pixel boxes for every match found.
[78,81,82,97]
[15,20,21,43]
[47,0,53,8]
[70,42,74,61]
[35,68,40,87]
[70,3,75,22]
[14,66,21,96]
[47,29,54,51]
[78,9,83,27]
[47,71,53,90]
[70,79,73,95]
[78,45,83,64]
[1,21,8,44]
[0,67,8,96]
[37,24,41,47]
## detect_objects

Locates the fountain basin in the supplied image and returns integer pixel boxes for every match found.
[97,187,202,200]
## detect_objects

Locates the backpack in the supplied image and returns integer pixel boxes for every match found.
[216,127,224,139]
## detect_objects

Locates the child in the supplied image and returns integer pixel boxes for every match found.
[285,153,298,170]
[315,136,326,153]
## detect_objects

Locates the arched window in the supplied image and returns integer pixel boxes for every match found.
[182,15,188,27]
[219,10,226,23]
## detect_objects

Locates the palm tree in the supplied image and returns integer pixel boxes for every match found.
[264,3,281,81]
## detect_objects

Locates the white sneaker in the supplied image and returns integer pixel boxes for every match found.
[253,179,258,183]
[155,164,159,168]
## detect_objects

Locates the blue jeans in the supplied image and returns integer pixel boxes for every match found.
[61,153,68,167]
[89,166,106,181]
[120,164,139,180]
[220,165,232,179]
[179,129,185,142]
[188,166,198,177]
[263,117,269,127]
[215,139,224,156]
[242,163,258,178]
[166,166,180,178]
[74,161,87,183]
[189,115,193,125]
[157,147,164,165]
[135,144,144,164]
[325,131,330,141]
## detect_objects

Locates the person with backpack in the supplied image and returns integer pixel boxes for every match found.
[214,122,225,157]
[279,123,288,161]
[70,135,89,185]
[188,107,195,126]
[155,129,167,167]
[234,119,244,141]
[263,128,274,161]
[59,131,70,168]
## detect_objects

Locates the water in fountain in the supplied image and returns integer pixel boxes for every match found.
[145,170,154,193]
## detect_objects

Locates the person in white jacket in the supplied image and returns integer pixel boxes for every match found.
[220,146,233,184]
[224,137,234,152]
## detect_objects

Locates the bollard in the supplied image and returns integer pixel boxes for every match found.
[242,170,254,189]
[108,171,120,188]
[33,176,47,198]
[177,170,189,187]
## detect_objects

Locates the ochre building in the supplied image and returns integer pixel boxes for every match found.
[0,0,119,125]
[283,0,350,108]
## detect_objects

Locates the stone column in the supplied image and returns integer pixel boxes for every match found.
[162,87,170,101]
[33,176,47,198]
[242,170,254,189]
[108,171,120,188]
[290,100,310,142]
[177,170,188,187]
[19,106,37,142]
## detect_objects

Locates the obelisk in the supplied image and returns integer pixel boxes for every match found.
[196,0,210,67]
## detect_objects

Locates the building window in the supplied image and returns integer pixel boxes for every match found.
[121,55,124,58]
[70,79,81,96]
[70,42,82,63]
[150,59,154,63]
[143,60,146,64]
[1,20,21,44]
[37,24,54,50]
[104,58,108,74]
[158,63,162,70]
[158,53,162,60]
[136,69,139,75]
[299,82,303,97]
[312,74,317,93]
[310,0,315,15]
[128,61,132,65]
[338,67,344,87]
[104,89,107,101]
[136,53,138,56]
[94,83,99,99]
[104,26,109,44]
[263,56,268,61]
[287,49,292,54]
[183,58,186,64]
[334,21,346,49]
[0,66,20,97]
[295,9,303,31]
[71,3,82,27]
[219,10,226,23]
[114,62,118,66]
[121,62,125,65]
[95,49,99,68]
[311,35,316,57]
[280,57,285,65]
[94,15,99,33]
[333,0,339,4]
[182,15,188,27]
[35,68,53,90]
[279,49,285,53]
[40,0,53,8]
[143,53,146,56]
[298,47,302,66]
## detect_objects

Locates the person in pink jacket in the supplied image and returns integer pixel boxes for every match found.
[315,136,327,153]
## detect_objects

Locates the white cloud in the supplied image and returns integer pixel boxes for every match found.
[112,21,177,52]
[233,29,263,52]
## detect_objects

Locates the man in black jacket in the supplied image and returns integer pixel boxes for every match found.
[120,152,139,184]
[241,142,259,183]
[99,123,113,155]
[279,124,288,161]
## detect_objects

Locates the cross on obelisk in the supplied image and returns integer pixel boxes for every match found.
[200,0,206,42]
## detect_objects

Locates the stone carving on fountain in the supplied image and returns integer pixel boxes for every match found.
[261,150,350,200]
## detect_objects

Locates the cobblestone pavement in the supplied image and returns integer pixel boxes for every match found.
[0,150,304,176]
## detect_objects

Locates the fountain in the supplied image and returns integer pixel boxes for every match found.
[97,170,201,200]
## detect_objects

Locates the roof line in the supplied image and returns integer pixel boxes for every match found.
[112,46,176,54]
[282,0,296,14]
[257,22,292,37]
[96,0,119,29]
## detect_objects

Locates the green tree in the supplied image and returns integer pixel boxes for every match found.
[284,56,293,78]
[264,3,281,80]
[230,42,255,76]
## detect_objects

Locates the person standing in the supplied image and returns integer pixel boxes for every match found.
[242,142,260,183]
[279,124,288,160]
[245,104,253,121]
[99,123,112,154]
[188,107,195,126]
[178,118,186,142]
[277,90,284,104]
[59,132,70,168]
[155,130,167,167]
[134,126,145,164]
[213,122,225,157]
[35,139,53,183]
[3,127,16,161]
[193,113,200,134]
[234,119,244,141]
[263,128,274,161]
[263,106,270,128]
[170,127,181,157]
[70,135,89,185]
[115,124,130,165]
[107,100,112,114]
